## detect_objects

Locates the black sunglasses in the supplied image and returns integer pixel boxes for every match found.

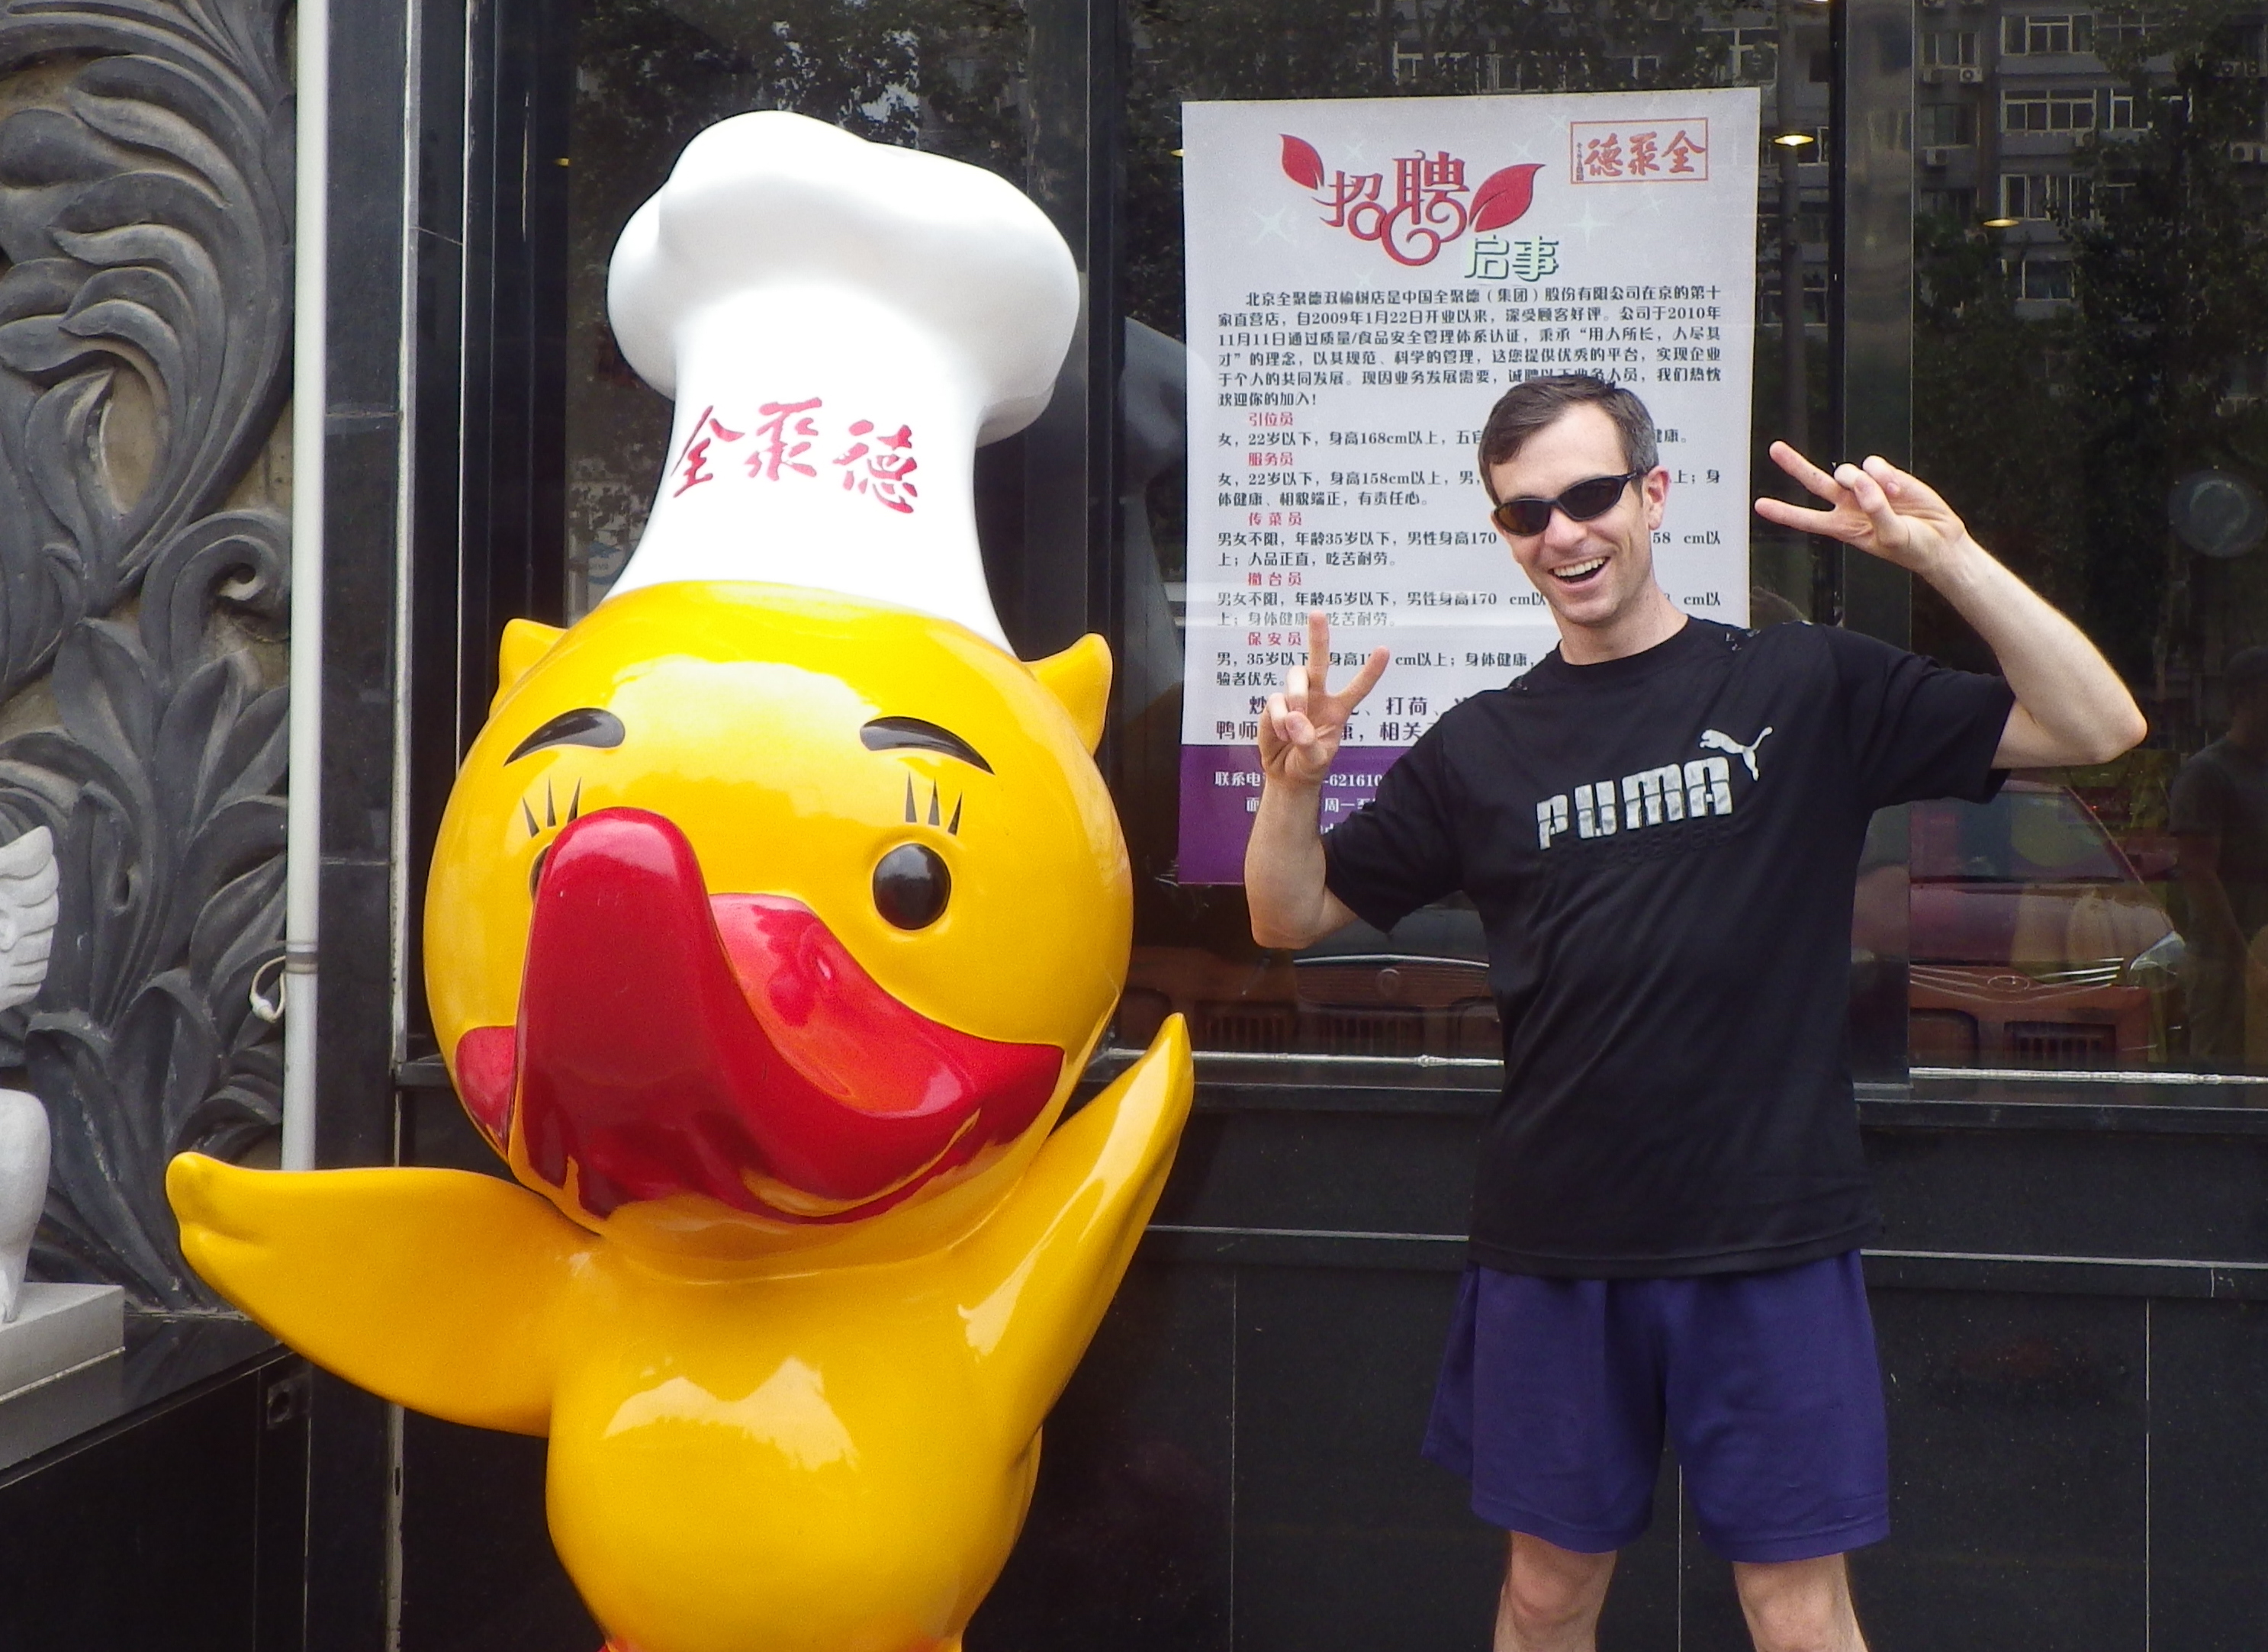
[1489,471,1643,537]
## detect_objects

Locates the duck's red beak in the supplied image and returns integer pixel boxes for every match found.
[451,808,1061,1223]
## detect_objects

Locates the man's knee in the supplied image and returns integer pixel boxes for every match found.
[1499,1535,1614,1637]
[1500,1570,1593,1637]
[1732,1556,1862,1652]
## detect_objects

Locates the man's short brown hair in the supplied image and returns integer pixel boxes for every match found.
[1477,375,1660,503]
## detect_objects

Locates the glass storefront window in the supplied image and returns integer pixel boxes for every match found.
[1913,0,2268,1078]
[551,0,2268,1091]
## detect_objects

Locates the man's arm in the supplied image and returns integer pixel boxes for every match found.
[1247,776,1356,948]
[2176,831,2248,956]
[1756,445,2147,768]
[1245,613,1386,949]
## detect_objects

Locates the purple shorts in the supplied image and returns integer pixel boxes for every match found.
[1423,1252,1890,1564]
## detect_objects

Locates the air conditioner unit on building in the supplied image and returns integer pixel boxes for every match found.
[1920,146,1953,167]
[1957,66,1984,83]
[1919,66,1947,83]
[2230,140,2268,163]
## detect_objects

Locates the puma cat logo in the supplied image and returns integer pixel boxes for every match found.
[1699,726,1774,779]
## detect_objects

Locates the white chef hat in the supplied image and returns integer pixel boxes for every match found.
[603,111,1081,650]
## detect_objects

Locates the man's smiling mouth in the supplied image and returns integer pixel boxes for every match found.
[1549,556,1608,585]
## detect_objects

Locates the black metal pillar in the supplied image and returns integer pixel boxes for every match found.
[1833,0,1917,648]
[1018,0,1124,666]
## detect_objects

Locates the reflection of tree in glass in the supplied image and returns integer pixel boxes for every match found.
[578,0,1023,174]
[1911,214,2083,674]
[1915,0,2268,772]
[565,0,1026,613]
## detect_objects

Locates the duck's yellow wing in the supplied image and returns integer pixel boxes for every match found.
[954,1016,1194,1442]
[167,1155,590,1435]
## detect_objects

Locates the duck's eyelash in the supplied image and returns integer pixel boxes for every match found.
[523,778,583,840]
[902,776,962,836]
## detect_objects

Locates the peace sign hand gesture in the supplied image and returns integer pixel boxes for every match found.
[1752,442,1974,580]
[1259,612,1391,789]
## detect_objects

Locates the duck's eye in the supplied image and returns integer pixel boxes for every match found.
[873,844,951,930]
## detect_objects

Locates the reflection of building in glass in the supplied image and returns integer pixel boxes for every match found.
[1918,5,2268,315]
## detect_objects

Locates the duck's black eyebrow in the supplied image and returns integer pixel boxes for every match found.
[861,715,992,773]
[507,708,625,764]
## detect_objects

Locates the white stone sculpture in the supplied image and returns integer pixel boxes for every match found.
[0,824,56,1323]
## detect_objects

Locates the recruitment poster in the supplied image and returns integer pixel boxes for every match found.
[1177,88,1761,883]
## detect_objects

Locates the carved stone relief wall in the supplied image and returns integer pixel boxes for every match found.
[0,0,293,1307]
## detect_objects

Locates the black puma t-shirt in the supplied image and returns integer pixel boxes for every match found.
[1321,619,2014,1278]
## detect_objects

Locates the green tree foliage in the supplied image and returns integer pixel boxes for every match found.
[1916,0,2268,727]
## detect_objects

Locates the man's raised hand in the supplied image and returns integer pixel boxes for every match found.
[1258,613,1390,789]
[1754,442,1972,579]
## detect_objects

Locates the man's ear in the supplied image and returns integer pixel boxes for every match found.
[493,619,567,713]
[1643,464,1671,529]
[1030,634,1111,754]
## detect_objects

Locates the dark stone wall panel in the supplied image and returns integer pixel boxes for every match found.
[2148,1299,2268,1650]
[1854,1290,2146,1651]
[976,1258,1235,1652]
[1872,1127,2268,1265]
[398,1414,597,1652]
[1153,1108,1481,1239]
[1231,1266,1494,1652]
[0,1358,291,1651]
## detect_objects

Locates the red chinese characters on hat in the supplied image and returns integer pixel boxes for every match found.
[832,421,920,515]
[664,398,918,515]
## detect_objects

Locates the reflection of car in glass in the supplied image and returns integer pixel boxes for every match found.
[1121,783,2183,1070]
[1119,906,1495,1059]
[1909,779,2181,1068]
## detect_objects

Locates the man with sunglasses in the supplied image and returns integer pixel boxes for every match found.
[1244,374,2144,1652]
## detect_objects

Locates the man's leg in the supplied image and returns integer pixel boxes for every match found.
[1424,1269,1664,1647]
[1494,1533,1617,1652]
[1729,1554,1867,1652]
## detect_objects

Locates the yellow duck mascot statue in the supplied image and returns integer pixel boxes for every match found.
[165,111,1195,1652]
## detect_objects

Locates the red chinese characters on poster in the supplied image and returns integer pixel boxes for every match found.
[1285,133,1543,269]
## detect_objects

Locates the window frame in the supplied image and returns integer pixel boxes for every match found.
[2003,86,2101,130]
[2001,12,2096,55]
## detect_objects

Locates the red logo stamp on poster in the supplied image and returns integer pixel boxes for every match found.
[1570,120,1709,183]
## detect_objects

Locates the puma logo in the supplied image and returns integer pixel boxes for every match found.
[1532,728,1772,850]
[1699,726,1774,780]
[1536,759,1733,847]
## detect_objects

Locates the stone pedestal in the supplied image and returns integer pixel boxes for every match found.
[0,1284,125,1403]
